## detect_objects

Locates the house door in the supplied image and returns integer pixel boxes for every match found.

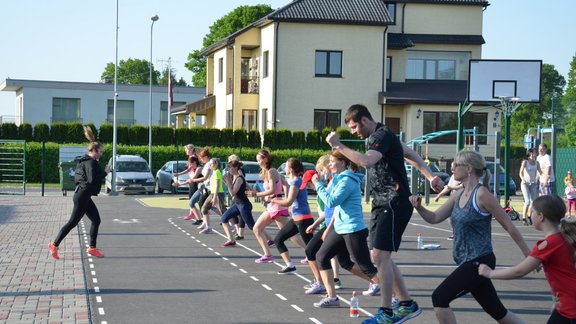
[385,117,400,134]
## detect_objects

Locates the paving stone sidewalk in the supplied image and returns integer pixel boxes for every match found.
[0,192,90,324]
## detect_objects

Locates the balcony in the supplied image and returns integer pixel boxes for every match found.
[241,76,259,94]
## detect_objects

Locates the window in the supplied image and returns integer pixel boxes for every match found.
[263,51,269,78]
[386,56,392,80]
[107,100,135,126]
[161,101,185,126]
[52,98,81,123]
[241,57,259,94]
[385,3,396,24]
[407,59,456,80]
[261,108,268,132]
[315,50,342,77]
[226,110,233,128]
[242,110,258,131]
[314,109,341,130]
[218,58,223,83]
[423,111,487,144]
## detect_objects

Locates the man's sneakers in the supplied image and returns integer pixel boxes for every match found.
[362,301,422,324]
[277,266,297,274]
[48,242,59,260]
[87,247,105,258]
[313,296,340,308]
[363,283,381,296]
[305,282,327,295]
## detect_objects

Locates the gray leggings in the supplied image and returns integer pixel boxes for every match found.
[520,182,538,209]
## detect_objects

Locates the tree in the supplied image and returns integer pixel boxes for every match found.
[185,5,274,87]
[510,64,566,141]
[101,58,160,85]
[160,67,187,86]
[557,54,576,147]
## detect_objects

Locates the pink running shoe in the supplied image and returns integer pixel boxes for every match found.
[255,255,274,263]
[87,247,105,258]
[48,242,60,260]
[184,213,195,220]
[300,257,309,264]
[221,240,236,247]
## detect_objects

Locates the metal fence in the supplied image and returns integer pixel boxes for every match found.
[0,140,26,195]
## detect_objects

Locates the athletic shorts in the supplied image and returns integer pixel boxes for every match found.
[269,209,290,219]
[369,196,413,251]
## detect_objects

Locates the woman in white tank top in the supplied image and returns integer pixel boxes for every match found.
[519,148,541,225]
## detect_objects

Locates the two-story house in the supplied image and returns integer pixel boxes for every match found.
[174,0,495,160]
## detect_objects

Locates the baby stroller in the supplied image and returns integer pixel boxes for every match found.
[503,198,520,221]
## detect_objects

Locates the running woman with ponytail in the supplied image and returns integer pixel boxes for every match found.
[49,126,110,259]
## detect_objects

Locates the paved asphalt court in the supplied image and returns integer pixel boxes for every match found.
[1,187,553,323]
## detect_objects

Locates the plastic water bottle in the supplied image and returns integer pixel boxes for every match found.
[349,291,359,318]
[417,233,424,249]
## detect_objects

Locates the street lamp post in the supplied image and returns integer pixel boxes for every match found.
[110,0,120,196]
[149,14,159,169]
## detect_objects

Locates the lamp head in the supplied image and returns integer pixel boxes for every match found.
[151,15,159,22]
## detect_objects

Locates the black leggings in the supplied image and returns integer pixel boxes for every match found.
[305,227,326,261]
[274,218,314,254]
[54,189,101,248]
[316,228,377,278]
[432,253,508,321]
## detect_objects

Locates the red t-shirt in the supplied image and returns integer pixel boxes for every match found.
[530,232,576,319]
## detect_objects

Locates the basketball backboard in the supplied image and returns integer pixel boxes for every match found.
[468,60,542,104]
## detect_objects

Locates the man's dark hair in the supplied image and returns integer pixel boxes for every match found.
[344,104,374,123]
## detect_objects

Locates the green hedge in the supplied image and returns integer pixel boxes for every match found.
[18,142,331,183]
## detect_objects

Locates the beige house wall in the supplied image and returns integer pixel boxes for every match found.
[402,4,483,35]
[258,23,276,132]
[274,23,385,131]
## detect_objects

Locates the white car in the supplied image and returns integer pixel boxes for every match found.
[105,155,155,194]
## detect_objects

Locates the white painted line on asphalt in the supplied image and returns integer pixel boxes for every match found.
[102,321,108,324]
[186,233,191,236]
[275,294,287,301]
[250,276,259,282]
[90,264,94,269]
[91,271,96,276]
[291,305,304,312]
[201,243,206,247]
[309,317,322,324]
[98,308,105,315]
[94,287,100,293]
[96,296,102,303]
[93,278,98,283]
[214,251,221,256]
[222,257,229,261]
[239,269,247,274]
[262,284,272,290]
[208,247,214,251]
[230,263,238,267]
[88,258,93,262]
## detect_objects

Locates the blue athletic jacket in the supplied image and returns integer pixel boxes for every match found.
[315,170,366,234]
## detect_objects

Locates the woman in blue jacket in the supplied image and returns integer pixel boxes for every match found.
[311,151,378,308]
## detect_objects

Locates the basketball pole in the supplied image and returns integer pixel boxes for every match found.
[499,96,520,203]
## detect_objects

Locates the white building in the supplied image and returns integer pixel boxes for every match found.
[0,78,205,127]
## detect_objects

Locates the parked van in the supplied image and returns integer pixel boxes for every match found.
[105,155,155,194]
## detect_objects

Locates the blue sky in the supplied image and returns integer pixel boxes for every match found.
[1,0,574,118]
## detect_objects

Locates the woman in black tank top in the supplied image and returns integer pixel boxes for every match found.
[220,160,255,247]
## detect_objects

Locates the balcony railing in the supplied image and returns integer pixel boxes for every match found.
[50,117,83,123]
[241,76,259,94]
[105,118,135,126]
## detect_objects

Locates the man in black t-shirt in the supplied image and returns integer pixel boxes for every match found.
[326,104,444,323]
